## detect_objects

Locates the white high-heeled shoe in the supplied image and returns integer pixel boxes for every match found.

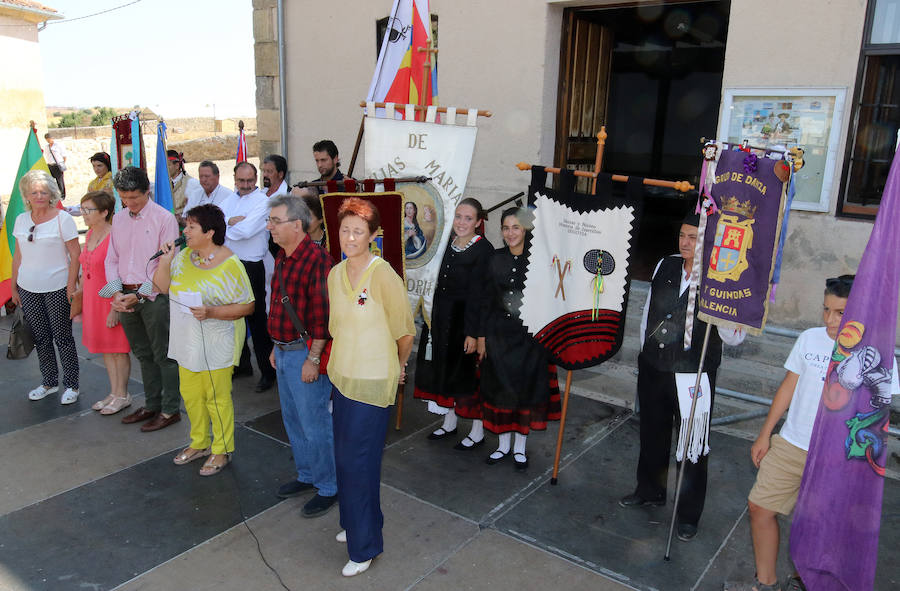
[341,559,371,577]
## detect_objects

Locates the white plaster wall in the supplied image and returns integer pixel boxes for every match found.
[281,0,562,246]
[0,15,48,200]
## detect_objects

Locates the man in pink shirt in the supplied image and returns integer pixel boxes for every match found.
[104,167,182,431]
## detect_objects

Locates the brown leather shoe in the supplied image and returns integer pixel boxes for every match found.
[122,407,158,424]
[140,412,181,432]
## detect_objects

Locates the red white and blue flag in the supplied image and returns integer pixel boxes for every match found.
[790,147,900,590]
[366,0,437,120]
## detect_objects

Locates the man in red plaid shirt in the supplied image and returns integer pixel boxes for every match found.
[266,194,338,518]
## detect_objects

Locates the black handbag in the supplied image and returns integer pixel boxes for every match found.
[7,308,35,360]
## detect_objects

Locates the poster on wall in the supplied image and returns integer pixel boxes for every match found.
[363,106,479,324]
[719,88,846,212]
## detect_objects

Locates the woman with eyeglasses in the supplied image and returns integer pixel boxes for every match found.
[10,170,81,404]
[79,191,132,415]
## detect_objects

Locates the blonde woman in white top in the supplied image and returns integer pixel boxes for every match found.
[11,170,81,404]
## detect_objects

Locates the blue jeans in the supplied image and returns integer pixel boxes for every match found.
[275,347,337,496]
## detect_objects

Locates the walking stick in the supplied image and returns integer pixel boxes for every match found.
[664,323,712,560]
[550,370,574,485]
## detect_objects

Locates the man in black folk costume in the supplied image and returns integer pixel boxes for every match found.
[620,212,744,541]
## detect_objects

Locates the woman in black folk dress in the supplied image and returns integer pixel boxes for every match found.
[414,198,493,450]
[477,208,560,470]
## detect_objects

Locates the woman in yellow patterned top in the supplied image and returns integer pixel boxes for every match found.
[153,204,254,476]
[327,198,415,577]
[87,152,113,195]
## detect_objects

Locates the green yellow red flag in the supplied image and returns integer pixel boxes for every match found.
[0,130,51,305]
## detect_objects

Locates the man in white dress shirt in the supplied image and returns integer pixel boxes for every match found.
[222,161,276,392]
[183,161,235,217]
[262,154,289,197]
[44,134,67,198]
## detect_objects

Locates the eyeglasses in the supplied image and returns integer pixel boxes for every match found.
[27,224,35,242]
[266,217,297,225]
[80,206,99,214]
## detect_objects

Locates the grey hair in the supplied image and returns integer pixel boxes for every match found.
[268,194,312,232]
[19,170,61,210]
[114,166,150,192]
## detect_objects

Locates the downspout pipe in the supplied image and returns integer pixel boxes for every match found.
[277,0,288,162]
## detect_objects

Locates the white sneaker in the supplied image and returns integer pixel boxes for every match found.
[60,388,80,405]
[341,559,371,577]
[336,530,347,543]
[28,385,58,401]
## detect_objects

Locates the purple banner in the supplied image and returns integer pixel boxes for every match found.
[697,149,786,335]
[789,150,900,591]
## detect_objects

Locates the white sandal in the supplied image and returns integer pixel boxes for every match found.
[92,394,116,411]
[28,385,58,401]
[60,388,80,405]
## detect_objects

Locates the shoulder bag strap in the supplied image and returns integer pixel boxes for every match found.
[276,259,311,342]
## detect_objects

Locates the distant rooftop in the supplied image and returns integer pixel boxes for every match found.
[0,0,62,23]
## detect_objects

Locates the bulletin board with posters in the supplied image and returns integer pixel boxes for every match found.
[717,87,846,212]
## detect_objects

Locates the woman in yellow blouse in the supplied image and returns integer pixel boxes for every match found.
[326,197,415,577]
[153,204,254,476]
[87,152,113,195]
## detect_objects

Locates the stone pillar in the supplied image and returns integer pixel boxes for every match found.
[253,0,281,159]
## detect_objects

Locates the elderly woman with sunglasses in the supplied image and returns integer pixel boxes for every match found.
[10,170,81,404]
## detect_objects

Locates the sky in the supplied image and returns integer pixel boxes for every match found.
[39,0,256,118]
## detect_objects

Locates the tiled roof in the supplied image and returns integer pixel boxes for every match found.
[0,0,58,14]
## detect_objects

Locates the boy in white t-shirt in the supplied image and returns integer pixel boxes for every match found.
[725,275,900,591]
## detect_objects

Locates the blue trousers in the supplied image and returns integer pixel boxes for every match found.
[333,387,390,563]
[275,347,337,496]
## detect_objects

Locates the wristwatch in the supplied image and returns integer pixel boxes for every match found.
[307,355,321,365]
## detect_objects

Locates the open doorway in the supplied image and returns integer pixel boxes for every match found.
[555,1,731,279]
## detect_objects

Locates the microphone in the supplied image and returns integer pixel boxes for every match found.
[150,235,187,261]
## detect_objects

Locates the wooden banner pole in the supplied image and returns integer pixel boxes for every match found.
[591,126,608,194]
[517,162,694,193]
[550,370,574,485]
[347,114,366,179]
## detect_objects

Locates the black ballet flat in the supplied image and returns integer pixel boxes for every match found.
[453,436,486,451]
[513,453,529,471]
[485,450,510,465]
[427,427,458,441]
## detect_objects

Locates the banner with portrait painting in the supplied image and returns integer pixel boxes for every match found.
[363,104,478,324]
[321,192,405,279]
[697,149,787,335]
[519,169,644,370]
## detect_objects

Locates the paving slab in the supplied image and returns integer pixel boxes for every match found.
[414,528,629,591]
[699,476,900,591]
[0,426,293,591]
[494,420,758,590]
[0,393,195,515]
[381,396,626,523]
[0,352,143,436]
[116,485,479,591]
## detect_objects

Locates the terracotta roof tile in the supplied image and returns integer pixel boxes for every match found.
[0,0,58,14]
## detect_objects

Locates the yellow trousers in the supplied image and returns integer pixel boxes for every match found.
[179,366,235,455]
